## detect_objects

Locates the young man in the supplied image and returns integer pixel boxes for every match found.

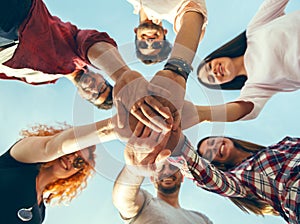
[0,0,174,129]
[128,0,208,64]
[112,138,212,224]
[0,0,120,109]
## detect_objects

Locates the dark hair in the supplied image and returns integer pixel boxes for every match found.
[96,84,113,110]
[73,69,113,110]
[197,31,248,90]
[135,36,172,65]
[197,136,279,216]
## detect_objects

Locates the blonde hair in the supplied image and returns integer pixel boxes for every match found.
[20,123,96,205]
[197,136,279,216]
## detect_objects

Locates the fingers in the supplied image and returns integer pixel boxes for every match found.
[115,99,127,129]
[172,110,181,131]
[131,96,174,132]
[155,149,171,163]
[131,104,162,132]
[144,96,171,119]
[133,121,151,138]
[139,104,172,132]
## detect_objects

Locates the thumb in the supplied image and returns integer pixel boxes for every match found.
[155,149,171,163]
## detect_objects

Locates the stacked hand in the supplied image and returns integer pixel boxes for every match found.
[113,70,174,132]
[113,69,190,170]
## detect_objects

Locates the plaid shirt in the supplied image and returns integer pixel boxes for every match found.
[168,136,300,224]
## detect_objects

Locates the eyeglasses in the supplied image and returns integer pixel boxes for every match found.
[137,40,164,50]
[72,153,87,170]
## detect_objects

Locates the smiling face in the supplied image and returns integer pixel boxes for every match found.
[51,148,92,179]
[198,57,238,85]
[198,137,243,166]
[134,22,167,56]
[152,161,183,195]
[75,70,111,106]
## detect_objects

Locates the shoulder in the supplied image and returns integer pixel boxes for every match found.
[185,210,213,224]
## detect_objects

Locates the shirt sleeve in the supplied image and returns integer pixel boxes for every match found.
[122,189,153,224]
[174,0,208,33]
[235,84,277,120]
[167,137,248,198]
[75,29,117,64]
[247,0,289,33]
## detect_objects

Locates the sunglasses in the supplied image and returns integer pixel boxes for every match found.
[155,163,179,173]
[137,40,164,50]
[72,153,88,170]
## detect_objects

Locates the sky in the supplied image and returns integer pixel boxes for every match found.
[1,0,300,223]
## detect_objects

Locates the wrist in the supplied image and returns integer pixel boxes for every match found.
[163,57,193,81]
[171,133,186,157]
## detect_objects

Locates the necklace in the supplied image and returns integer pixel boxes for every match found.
[17,206,34,221]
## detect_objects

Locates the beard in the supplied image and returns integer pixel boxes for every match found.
[136,22,165,35]
[155,174,181,195]
[157,183,181,194]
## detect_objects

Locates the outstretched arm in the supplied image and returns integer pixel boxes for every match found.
[113,121,171,219]
[112,166,145,220]
[88,42,173,132]
[180,100,254,129]
[10,118,115,163]
[139,6,206,130]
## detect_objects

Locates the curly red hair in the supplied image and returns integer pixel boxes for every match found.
[20,123,96,205]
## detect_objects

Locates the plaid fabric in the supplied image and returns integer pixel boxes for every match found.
[168,136,300,224]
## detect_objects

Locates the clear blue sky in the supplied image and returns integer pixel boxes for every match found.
[1,0,300,223]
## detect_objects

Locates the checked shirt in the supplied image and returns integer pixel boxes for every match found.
[168,136,300,224]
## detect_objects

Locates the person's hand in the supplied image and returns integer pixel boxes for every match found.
[144,70,186,131]
[113,70,172,132]
[124,121,172,176]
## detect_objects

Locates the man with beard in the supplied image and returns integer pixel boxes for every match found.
[113,152,212,223]
[128,0,208,65]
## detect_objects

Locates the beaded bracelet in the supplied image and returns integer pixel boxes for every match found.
[163,58,193,81]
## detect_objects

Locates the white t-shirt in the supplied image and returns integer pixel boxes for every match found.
[127,0,208,33]
[237,0,300,120]
[124,189,213,224]
[0,45,64,84]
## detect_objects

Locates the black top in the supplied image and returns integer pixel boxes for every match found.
[0,148,46,224]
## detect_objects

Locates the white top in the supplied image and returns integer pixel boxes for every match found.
[127,0,208,33]
[0,45,64,84]
[237,0,300,120]
[124,189,213,224]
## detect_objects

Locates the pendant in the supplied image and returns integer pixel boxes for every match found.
[17,207,33,222]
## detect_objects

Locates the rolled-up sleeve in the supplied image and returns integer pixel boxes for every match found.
[236,84,276,120]
[174,0,208,33]
[76,29,117,63]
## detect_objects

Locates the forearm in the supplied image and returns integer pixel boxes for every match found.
[197,101,253,122]
[170,11,204,64]
[45,118,115,158]
[112,166,145,219]
[87,42,130,82]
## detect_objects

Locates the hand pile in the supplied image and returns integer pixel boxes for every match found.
[112,69,189,175]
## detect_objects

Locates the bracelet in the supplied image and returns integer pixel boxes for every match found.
[163,58,193,81]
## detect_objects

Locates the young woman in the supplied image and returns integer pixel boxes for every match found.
[195,0,300,122]
[0,118,115,223]
[117,120,299,223]
[164,132,299,223]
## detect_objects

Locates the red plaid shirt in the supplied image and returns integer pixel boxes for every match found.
[168,136,300,224]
